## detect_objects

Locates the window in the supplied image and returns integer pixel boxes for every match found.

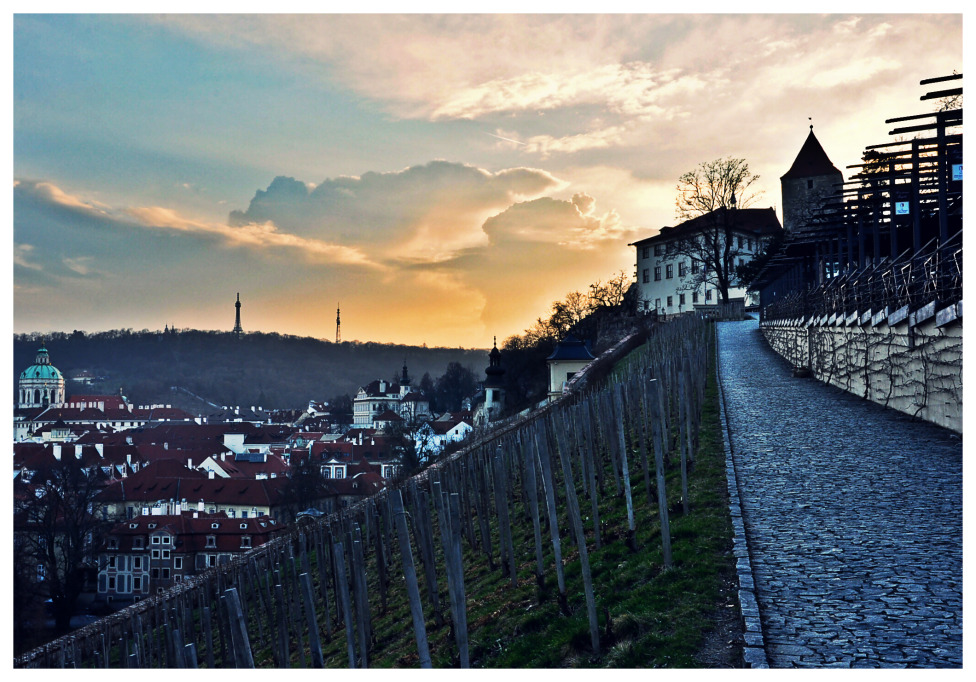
[241,536,252,549]
[667,296,673,307]
[242,510,248,519]
[679,293,686,306]
[207,554,217,568]
[334,468,344,479]
[228,509,235,518]
[678,261,687,277]
[108,537,119,549]
[323,468,331,479]
[37,564,45,582]
[161,568,170,579]
[161,535,171,545]
[133,576,143,592]
[692,259,700,274]
[654,244,664,256]
[654,266,661,281]
[655,298,661,310]
[641,246,649,259]
[807,179,814,189]
[108,576,116,591]
[206,536,217,548]
[133,537,144,549]
[107,556,117,569]
[162,550,170,560]
[211,523,220,529]
[642,268,649,284]
[151,568,160,579]
[736,236,742,249]
[706,289,713,301]
[151,535,161,545]
[133,556,143,570]
[692,292,699,303]
[174,557,183,571]
[151,549,160,560]
[665,264,674,279]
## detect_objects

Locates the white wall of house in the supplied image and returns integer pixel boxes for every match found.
[634,233,761,314]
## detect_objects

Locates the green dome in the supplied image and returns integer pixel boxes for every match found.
[20,344,64,381]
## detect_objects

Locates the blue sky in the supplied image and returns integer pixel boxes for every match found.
[12,12,963,347]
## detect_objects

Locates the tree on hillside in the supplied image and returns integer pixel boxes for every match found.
[15,455,109,633]
[435,362,478,413]
[281,454,329,521]
[672,157,763,303]
[588,271,631,310]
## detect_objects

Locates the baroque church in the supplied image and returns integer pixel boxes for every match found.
[18,341,65,409]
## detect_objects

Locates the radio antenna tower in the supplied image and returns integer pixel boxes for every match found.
[336,303,341,344]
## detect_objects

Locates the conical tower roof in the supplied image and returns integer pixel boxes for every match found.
[781,127,842,180]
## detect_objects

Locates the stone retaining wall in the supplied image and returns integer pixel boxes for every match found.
[760,302,962,433]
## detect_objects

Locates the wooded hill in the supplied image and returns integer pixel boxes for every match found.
[13,330,488,413]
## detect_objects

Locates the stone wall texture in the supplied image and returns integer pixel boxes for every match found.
[760,305,961,433]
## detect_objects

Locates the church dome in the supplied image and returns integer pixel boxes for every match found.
[19,342,66,409]
[20,343,64,382]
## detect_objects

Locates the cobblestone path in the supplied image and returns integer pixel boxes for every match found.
[717,320,962,668]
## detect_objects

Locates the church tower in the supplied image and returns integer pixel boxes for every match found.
[781,125,844,233]
[483,337,506,421]
[233,293,243,337]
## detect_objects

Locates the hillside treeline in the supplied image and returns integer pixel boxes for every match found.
[13,329,487,412]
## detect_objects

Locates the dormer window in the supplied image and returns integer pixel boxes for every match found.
[211,523,220,529]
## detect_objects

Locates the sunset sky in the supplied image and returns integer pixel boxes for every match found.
[12,11,963,348]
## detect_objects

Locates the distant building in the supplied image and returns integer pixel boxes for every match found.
[18,342,65,409]
[353,363,430,426]
[546,335,595,401]
[472,339,506,427]
[95,510,283,604]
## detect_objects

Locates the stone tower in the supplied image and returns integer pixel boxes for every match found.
[781,125,843,233]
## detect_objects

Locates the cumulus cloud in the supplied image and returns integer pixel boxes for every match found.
[228,161,564,263]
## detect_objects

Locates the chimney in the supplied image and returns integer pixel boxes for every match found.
[209,470,215,479]
[75,444,83,459]
[164,442,169,450]
[187,458,193,469]
[52,443,62,460]
[95,443,103,456]
[198,500,205,512]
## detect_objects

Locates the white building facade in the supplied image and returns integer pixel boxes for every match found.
[630,207,782,316]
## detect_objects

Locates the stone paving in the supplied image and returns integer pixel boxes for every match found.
[716,320,963,668]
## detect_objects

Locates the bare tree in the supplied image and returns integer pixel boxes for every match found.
[15,455,109,634]
[672,157,763,303]
[588,270,631,309]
